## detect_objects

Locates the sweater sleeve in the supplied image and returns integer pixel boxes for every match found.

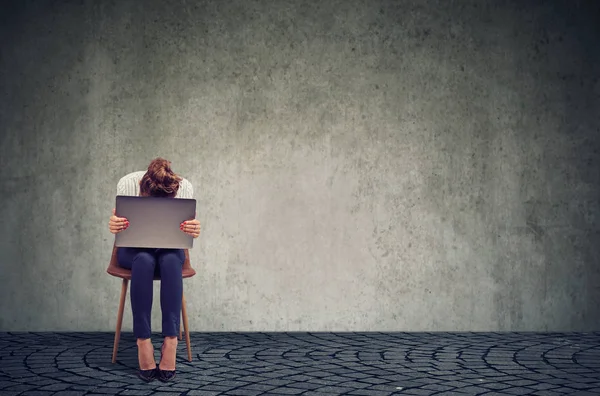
[116,178,126,196]
[116,173,140,197]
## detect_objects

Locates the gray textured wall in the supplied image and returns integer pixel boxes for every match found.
[1,0,599,332]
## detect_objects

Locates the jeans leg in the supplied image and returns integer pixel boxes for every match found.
[117,247,156,339]
[156,249,184,337]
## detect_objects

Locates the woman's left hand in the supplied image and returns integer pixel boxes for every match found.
[180,218,201,238]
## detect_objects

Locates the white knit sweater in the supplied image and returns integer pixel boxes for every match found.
[116,171,194,199]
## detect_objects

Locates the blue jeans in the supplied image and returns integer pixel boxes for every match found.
[117,247,184,339]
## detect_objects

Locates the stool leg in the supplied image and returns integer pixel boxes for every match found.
[112,279,128,363]
[179,314,183,341]
[181,293,192,362]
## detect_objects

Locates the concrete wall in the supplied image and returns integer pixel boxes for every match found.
[1,0,599,332]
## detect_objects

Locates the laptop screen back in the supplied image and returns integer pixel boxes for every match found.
[114,196,196,249]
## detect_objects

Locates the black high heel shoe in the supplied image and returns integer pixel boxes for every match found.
[136,339,157,382]
[158,368,176,382]
[137,368,157,382]
[157,342,176,382]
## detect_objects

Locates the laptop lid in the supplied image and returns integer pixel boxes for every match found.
[114,196,197,249]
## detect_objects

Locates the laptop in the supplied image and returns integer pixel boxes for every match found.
[114,196,197,249]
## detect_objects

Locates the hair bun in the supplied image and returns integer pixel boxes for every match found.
[139,158,182,197]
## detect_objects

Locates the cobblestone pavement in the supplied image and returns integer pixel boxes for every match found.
[1,332,599,396]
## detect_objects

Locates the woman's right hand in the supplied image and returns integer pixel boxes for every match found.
[109,208,129,234]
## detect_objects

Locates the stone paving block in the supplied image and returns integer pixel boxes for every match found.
[304,370,337,378]
[541,378,570,385]
[480,381,512,390]
[358,384,400,392]
[378,374,415,382]
[322,375,360,383]
[234,374,269,383]
[461,377,499,385]
[505,386,541,395]
[453,385,494,394]
[421,383,456,391]
[39,383,73,391]
[79,388,122,394]
[0,380,18,389]
[564,381,597,389]
[3,384,39,392]
[119,390,155,395]
[242,383,277,391]
[10,376,51,384]
[526,383,560,391]
[1,369,31,378]
[148,393,181,396]
[407,377,442,385]
[314,385,360,393]
[398,388,435,395]
[192,384,232,392]
[359,377,391,385]
[155,386,190,393]
[208,372,238,379]
[347,389,395,396]
[210,380,250,387]
[259,378,295,386]
[518,373,554,381]
[182,375,220,383]
[186,391,221,396]
[338,380,373,389]
[481,393,514,396]
[287,381,327,390]
[434,380,473,388]
[530,391,572,396]
[68,385,104,391]
[255,370,295,378]
[252,394,286,396]
[273,387,310,394]
[281,374,312,381]
[504,379,538,386]
[223,389,262,396]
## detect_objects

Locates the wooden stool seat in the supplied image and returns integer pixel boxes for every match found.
[107,266,196,280]
[106,244,195,363]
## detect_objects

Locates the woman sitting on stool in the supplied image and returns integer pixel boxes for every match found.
[108,158,201,382]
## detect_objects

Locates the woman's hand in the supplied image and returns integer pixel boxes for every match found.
[180,217,201,238]
[109,208,129,234]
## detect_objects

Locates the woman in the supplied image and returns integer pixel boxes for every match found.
[108,158,201,382]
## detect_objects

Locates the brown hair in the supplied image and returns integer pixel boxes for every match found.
[139,158,182,198]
